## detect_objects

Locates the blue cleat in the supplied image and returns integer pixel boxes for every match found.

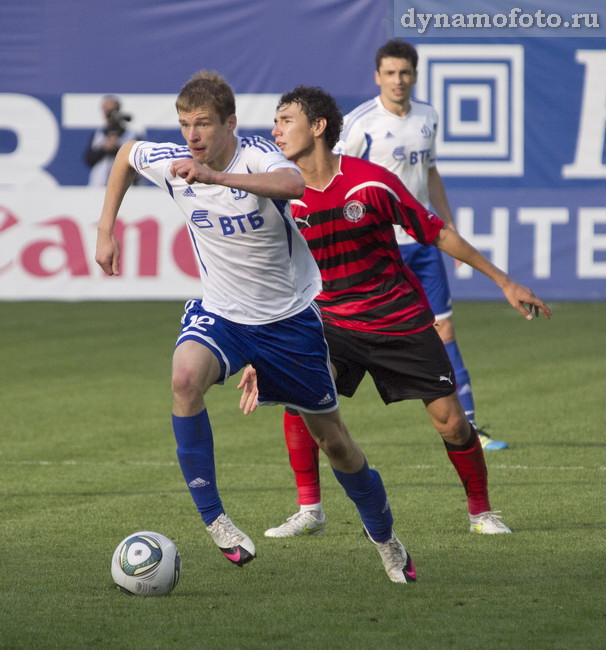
[477,428,509,451]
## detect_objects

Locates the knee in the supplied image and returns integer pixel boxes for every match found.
[319,434,350,462]
[302,412,359,463]
[171,366,202,404]
[312,419,352,461]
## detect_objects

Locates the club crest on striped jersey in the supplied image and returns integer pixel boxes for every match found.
[343,200,366,223]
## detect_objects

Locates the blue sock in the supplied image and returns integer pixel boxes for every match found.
[332,460,393,543]
[172,410,224,526]
[444,340,476,427]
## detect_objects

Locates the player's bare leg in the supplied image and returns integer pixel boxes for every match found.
[300,408,364,473]
[301,409,416,583]
[172,341,220,415]
[424,390,470,446]
[172,342,256,565]
[435,317,509,451]
[424,393,511,534]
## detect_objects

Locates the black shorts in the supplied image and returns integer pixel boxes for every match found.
[323,322,457,405]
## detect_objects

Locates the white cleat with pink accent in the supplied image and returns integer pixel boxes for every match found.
[206,513,256,566]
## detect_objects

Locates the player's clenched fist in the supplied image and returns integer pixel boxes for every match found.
[170,159,217,185]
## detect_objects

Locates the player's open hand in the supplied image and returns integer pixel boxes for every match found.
[237,365,259,415]
[170,159,216,185]
[95,231,120,276]
[502,280,551,320]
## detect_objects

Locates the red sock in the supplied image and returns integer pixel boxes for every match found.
[446,429,491,515]
[283,411,321,506]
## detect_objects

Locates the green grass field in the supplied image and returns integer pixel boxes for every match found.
[1,301,604,649]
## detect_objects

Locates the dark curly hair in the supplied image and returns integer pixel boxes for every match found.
[375,39,418,71]
[277,86,343,150]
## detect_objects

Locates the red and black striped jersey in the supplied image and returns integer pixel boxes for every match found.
[291,155,444,335]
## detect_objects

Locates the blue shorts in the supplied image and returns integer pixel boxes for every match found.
[399,243,452,321]
[176,301,338,414]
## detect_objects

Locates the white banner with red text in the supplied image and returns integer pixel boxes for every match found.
[2,187,605,301]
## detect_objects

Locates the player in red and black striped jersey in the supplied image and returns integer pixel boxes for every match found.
[239,86,550,539]
[292,154,442,336]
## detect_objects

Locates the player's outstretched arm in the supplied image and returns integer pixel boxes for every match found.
[170,159,304,199]
[95,141,137,276]
[434,226,551,320]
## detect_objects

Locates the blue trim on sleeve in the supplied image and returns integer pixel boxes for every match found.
[342,99,375,141]
[149,146,191,163]
[241,135,280,154]
[361,133,372,161]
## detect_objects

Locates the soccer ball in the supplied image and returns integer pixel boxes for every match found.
[111,531,181,597]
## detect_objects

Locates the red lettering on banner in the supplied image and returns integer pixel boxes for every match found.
[172,225,198,278]
[113,218,159,276]
[2,207,200,287]
[21,217,89,277]
[0,207,18,233]
[0,206,19,274]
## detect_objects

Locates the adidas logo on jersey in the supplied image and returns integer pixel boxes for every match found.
[385,131,394,138]
[318,393,334,406]
[188,477,210,488]
[183,186,197,197]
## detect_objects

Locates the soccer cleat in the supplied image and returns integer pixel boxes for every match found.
[363,528,417,584]
[264,510,326,538]
[477,428,509,451]
[206,513,256,566]
[469,510,512,534]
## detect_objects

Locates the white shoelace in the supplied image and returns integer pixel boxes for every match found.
[378,538,406,570]
[211,515,244,546]
[474,510,503,521]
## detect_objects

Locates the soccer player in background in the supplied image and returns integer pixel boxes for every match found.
[95,71,416,584]
[337,40,508,451]
[239,85,550,539]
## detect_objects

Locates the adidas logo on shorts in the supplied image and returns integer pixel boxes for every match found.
[318,393,333,406]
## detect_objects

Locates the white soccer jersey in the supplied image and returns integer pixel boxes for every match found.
[336,96,438,244]
[129,136,322,325]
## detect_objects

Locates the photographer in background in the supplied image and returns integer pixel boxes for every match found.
[84,95,144,186]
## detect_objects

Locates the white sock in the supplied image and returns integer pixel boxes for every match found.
[300,503,322,515]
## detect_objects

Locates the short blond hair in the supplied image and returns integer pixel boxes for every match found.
[176,70,236,123]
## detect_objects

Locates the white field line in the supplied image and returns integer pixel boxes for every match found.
[2,460,605,471]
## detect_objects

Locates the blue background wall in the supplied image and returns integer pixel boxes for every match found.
[1,0,605,299]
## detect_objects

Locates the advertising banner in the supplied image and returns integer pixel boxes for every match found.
[1,1,604,300]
